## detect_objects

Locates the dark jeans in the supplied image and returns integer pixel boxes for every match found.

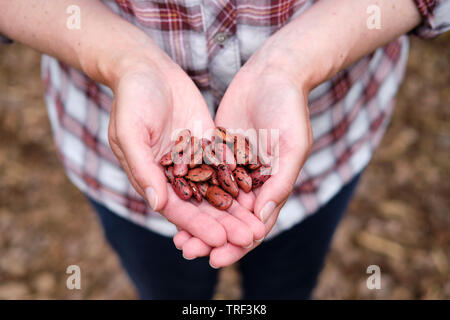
[88,174,360,300]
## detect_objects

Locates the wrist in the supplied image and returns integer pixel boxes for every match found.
[79,31,176,89]
[250,0,422,93]
[244,23,348,95]
[243,35,332,95]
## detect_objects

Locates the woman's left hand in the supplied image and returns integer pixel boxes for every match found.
[173,54,314,267]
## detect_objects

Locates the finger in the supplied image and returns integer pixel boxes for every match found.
[228,199,265,242]
[109,110,150,200]
[254,151,307,225]
[209,242,254,268]
[173,230,192,250]
[174,229,213,259]
[114,123,168,212]
[164,187,227,247]
[236,190,256,212]
[182,237,212,260]
[209,201,284,268]
[110,141,146,196]
[197,201,254,248]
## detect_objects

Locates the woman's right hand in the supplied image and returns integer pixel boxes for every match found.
[107,49,264,249]
[0,0,265,250]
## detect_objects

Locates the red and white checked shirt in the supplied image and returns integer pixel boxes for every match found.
[3,0,449,238]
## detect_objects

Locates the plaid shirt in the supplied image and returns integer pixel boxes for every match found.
[3,0,449,238]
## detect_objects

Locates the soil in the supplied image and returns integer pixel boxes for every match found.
[0,34,449,299]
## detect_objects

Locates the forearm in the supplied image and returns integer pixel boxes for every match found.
[248,0,421,90]
[0,0,171,87]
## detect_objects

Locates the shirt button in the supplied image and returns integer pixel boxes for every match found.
[214,32,228,45]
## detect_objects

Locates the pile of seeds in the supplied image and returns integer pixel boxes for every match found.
[160,128,271,210]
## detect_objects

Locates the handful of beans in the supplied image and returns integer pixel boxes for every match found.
[160,128,271,210]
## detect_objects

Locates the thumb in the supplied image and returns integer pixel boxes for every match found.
[117,127,168,212]
[253,151,306,224]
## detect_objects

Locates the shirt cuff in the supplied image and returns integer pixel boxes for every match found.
[411,0,450,38]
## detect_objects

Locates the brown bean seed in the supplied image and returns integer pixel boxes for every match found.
[173,129,191,153]
[214,143,236,171]
[197,182,209,197]
[165,166,174,183]
[173,163,188,177]
[185,166,213,182]
[160,151,173,166]
[234,138,251,165]
[172,177,192,200]
[206,186,233,210]
[189,137,203,168]
[201,138,211,149]
[217,164,239,198]
[188,181,202,203]
[247,162,261,170]
[203,144,220,166]
[214,127,235,144]
[189,161,200,169]
[233,166,252,193]
[210,169,220,186]
[247,157,261,170]
[250,166,271,189]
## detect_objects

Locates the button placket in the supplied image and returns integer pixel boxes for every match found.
[214,32,228,45]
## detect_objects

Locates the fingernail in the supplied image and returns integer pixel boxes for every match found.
[255,237,265,243]
[209,261,219,269]
[183,253,194,260]
[145,187,158,211]
[259,201,276,223]
[244,242,254,249]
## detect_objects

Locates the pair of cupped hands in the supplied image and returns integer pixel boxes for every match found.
[107,43,313,268]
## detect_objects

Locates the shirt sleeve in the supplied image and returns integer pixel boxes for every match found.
[412,0,450,38]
